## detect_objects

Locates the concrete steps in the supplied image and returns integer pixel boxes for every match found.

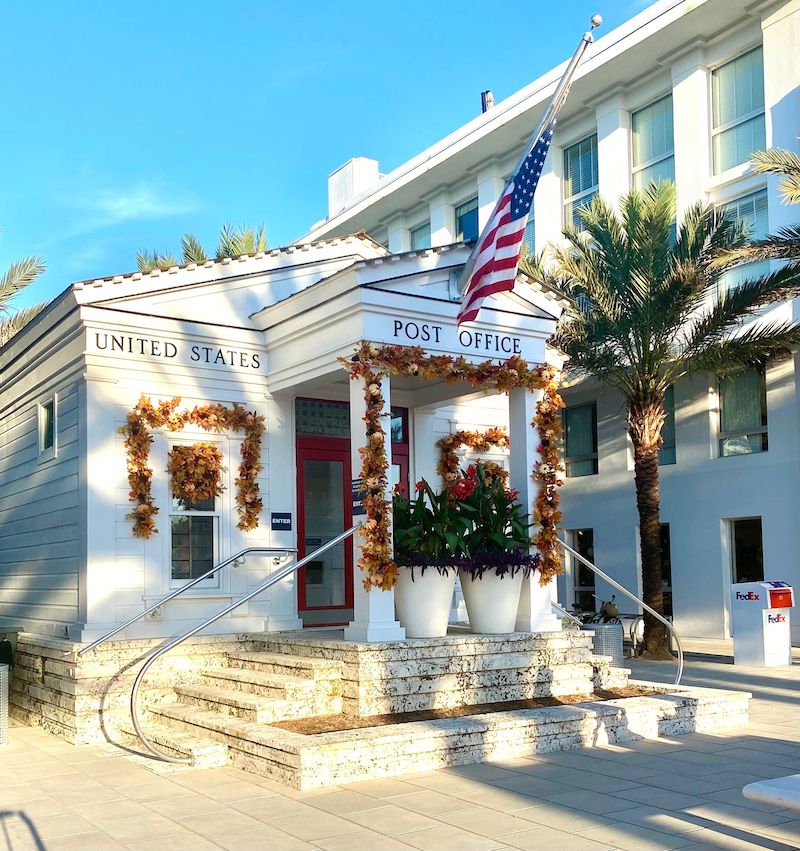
[116,717,228,768]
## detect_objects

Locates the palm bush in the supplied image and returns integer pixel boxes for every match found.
[525,181,800,658]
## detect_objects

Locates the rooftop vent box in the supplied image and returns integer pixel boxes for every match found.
[328,157,380,217]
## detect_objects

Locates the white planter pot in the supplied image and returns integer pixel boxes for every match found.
[395,567,457,638]
[459,567,525,634]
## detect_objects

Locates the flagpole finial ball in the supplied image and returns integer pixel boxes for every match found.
[590,13,602,28]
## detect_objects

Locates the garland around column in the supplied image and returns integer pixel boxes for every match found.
[341,342,564,591]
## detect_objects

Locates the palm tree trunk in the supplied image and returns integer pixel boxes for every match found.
[629,399,672,660]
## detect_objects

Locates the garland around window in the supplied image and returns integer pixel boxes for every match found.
[122,395,265,538]
[437,427,509,492]
[341,342,564,591]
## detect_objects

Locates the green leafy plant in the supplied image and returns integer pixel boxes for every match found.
[454,462,537,578]
[393,479,467,572]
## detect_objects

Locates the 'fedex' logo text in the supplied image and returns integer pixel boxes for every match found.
[736,591,760,601]
[768,614,786,623]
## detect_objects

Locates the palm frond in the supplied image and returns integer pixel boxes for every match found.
[710,224,800,268]
[180,233,208,264]
[682,321,800,377]
[752,146,800,205]
[216,223,268,259]
[0,255,46,304]
[136,250,178,272]
[0,301,49,346]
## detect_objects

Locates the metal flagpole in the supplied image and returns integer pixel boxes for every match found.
[458,13,603,296]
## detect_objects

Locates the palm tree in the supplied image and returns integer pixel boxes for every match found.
[524,182,800,658]
[136,224,266,272]
[0,247,48,347]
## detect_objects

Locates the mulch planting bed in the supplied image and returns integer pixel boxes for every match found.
[272,685,666,734]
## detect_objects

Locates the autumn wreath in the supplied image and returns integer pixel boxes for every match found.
[167,443,225,505]
[437,427,509,493]
[340,342,564,591]
[122,395,264,538]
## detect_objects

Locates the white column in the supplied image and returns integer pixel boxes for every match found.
[596,99,631,209]
[477,164,505,230]
[671,48,710,217]
[387,216,411,254]
[509,386,560,633]
[761,2,800,238]
[534,144,563,253]
[263,395,303,632]
[429,191,455,247]
[344,375,405,642]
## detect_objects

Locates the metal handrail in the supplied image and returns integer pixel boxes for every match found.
[557,539,684,687]
[130,522,363,763]
[551,600,584,627]
[78,547,297,656]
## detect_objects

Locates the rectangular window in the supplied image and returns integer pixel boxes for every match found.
[570,529,596,612]
[522,212,535,256]
[563,403,598,477]
[170,459,218,582]
[660,524,673,618]
[38,397,56,457]
[659,385,676,466]
[712,46,766,175]
[455,197,479,242]
[632,96,675,189]
[718,368,767,456]
[718,189,769,297]
[410,221,431,250]
[731,517,764,583]
[564,134,598,230]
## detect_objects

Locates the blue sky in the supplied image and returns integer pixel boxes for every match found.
[2,1,648,309]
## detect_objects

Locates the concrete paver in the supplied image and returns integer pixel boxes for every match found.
[1,653,799,851]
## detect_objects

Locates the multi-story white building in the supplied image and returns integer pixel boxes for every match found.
[302,0,800,643]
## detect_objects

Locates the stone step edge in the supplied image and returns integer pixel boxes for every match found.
[227,652,342,680]
[199,667,323,692]
[115,718,228,767]
[156,683,751,760]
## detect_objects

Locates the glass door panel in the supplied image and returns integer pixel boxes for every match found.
[302,459,346,608]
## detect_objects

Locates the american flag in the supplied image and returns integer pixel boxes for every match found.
[457,117,556,325]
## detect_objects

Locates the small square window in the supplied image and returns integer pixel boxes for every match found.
[39,397,56,457]
[455,197,479,242]
[410,222,431,250]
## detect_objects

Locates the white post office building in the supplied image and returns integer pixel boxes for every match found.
[1,0,798,647]
[0,234,565,643]
[303,0,800,644]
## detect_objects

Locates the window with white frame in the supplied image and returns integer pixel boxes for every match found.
[170,450,219,583]
[717,188,769,297]
[718,368,767,457]
[569,528,596,612]
[563,402,598,477]
[711,46,765,175]
[632,95,675,189]
[659,385,676,466]
[563,135,598,230]
[410,221,431,250]
[455,197,479,241]
[38,396,56,458]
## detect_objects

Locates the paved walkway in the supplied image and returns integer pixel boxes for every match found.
[1,654,799,851]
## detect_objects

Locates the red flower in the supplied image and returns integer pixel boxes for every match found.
[466,464,477,479]
[452,479,476,500]
[415,480,425,492]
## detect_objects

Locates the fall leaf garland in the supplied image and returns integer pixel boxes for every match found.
[167,443,225,505]
[122,395,265,538]
[341,342,565,590]
[437,427,509,492]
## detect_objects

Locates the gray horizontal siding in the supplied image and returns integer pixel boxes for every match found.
[0,380,81,635]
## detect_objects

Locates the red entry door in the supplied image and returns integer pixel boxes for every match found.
[296,438,354,626]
